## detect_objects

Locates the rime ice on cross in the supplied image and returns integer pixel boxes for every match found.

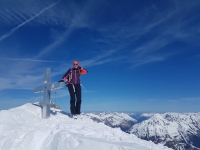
[33,68,65,119]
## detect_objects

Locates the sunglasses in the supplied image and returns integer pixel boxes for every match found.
[73,64,79,66]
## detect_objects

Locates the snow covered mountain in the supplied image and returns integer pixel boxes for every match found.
[0,103,171,150]
[128,113,200,150]
[85,112,137,132]
[84,112,200,150]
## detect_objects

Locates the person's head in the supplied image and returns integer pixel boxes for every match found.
[72,60,79,68]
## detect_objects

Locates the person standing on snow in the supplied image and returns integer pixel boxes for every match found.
[59,60,87,117]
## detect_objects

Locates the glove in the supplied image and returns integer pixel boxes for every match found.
[58,79,64,82]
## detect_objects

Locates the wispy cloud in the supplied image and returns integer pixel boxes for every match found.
[0,49,121,91]
[182,97,200,101]
[1,0,200,92]
[0,57,67,62]
[35,28,74,59]
[0,1,60,42]
[52,49,124,76]
[0,1,90,90]
[90,1,200,67]
[34,2,90,59]
[0,72,43,90]
[133,38,170,54]
[131,55,166,67]
[129,37,177,67]
[80,49,125,67]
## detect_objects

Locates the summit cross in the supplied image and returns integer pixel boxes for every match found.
[33,68,65,119]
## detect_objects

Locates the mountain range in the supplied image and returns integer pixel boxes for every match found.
[85,112,200,150]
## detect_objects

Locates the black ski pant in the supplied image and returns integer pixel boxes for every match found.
[67,84,82,115]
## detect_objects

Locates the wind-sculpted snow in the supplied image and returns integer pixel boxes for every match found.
[0,103,171,150]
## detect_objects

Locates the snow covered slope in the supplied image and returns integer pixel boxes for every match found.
[0,103,171,150]
[85,112,137,131]
[129,113,200,150]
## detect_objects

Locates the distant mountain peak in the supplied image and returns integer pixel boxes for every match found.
[129,112,200,150]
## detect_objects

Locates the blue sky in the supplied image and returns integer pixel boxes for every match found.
[0,0,200,112]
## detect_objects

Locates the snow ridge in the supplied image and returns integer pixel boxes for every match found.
[0,103,171,150]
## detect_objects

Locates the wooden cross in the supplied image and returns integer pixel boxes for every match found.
[33,68,65,119]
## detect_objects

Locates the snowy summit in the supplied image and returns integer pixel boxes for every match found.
[0,103,171,150]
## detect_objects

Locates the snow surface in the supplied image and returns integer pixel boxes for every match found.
[0,103,172,150]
